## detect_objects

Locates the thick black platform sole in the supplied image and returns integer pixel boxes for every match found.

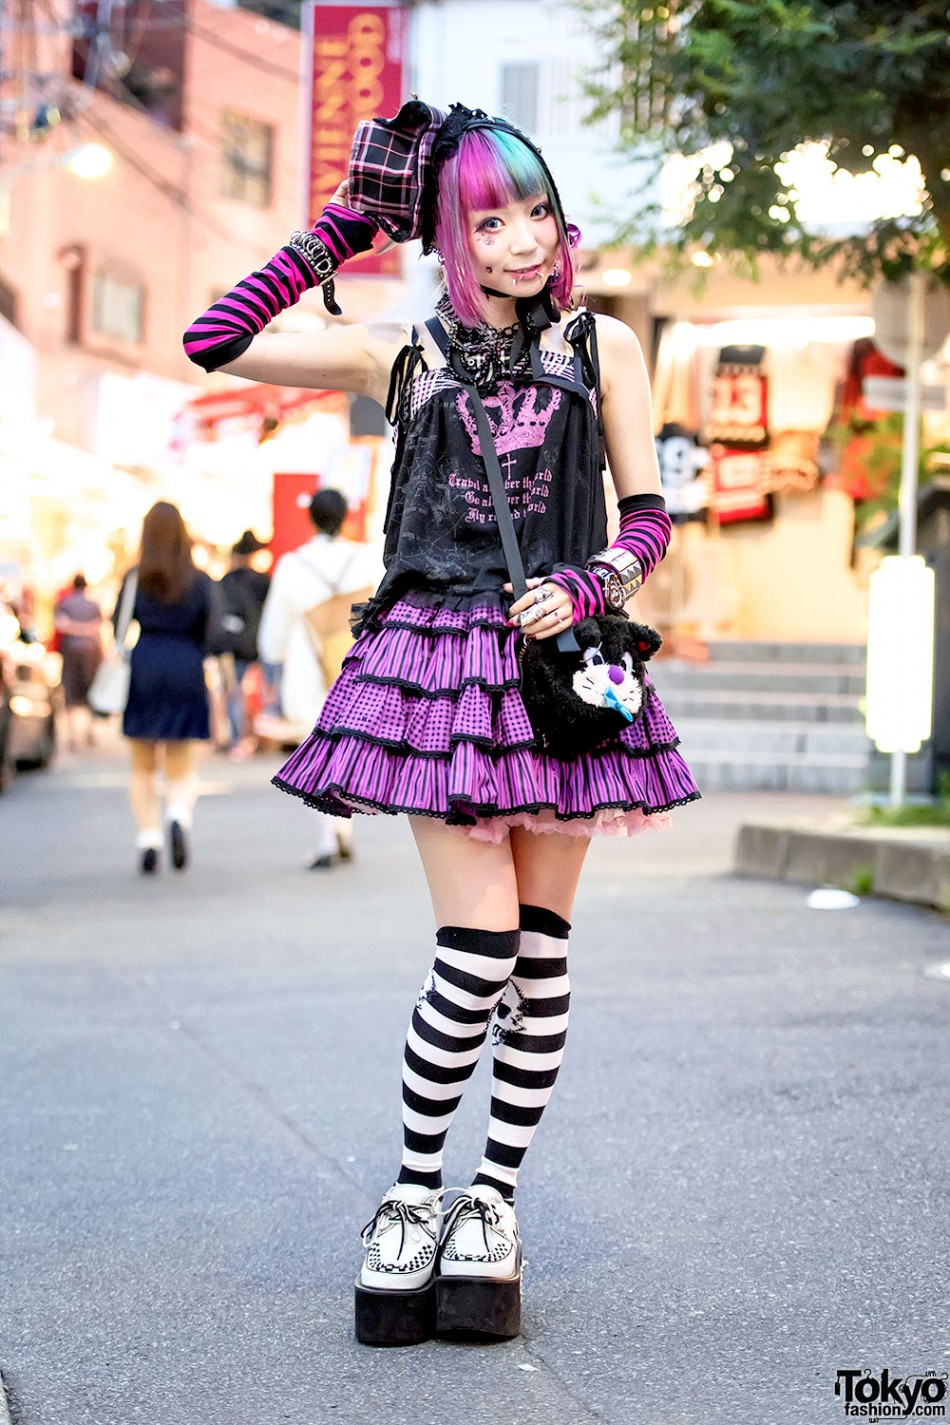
[435,1271,522,1339]
[354,1277,436,1346]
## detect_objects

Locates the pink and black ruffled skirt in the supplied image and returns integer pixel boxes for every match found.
[273,591,700,840]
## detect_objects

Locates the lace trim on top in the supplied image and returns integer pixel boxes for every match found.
[435,292,532,390]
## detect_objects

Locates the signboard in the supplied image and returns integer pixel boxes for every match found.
[872,274,950,367]
[305,2,407,277]
[866,556,935,754]
[861,376,947,413]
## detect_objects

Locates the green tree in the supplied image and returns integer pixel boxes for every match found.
[577,0,950,285]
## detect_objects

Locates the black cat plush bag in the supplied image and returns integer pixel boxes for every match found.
[520,614,663,759]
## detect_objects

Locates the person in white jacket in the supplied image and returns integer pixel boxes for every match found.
[258,488,379,867]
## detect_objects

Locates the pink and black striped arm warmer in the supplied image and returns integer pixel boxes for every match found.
[549,494,673,621]
[182,204,377,373]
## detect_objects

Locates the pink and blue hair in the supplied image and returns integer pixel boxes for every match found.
[433,127,577,327]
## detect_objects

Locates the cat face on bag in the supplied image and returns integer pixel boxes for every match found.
[572,643,643,718]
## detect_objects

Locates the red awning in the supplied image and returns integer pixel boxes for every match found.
[186,384,347,430]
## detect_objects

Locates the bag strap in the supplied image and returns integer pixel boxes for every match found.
[425,318,577,653]
[295,542,359,603]
[115,570,139,649]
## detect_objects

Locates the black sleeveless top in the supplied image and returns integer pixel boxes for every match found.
[356,304,607,630]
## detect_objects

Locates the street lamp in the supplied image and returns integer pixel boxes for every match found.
[61,142,113,180]
[0,142,113,235]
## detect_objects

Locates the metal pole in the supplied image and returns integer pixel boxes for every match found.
[889,270,926,807]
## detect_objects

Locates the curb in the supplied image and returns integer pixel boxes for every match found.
[0,1370,13,1425]
[734,821,950,912]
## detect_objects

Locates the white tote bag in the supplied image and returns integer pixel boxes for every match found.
[88,571,138,716]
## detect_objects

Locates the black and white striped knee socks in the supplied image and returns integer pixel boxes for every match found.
[396,910,571,1196]
[472,905,571,1199]
[398,925,520,1190]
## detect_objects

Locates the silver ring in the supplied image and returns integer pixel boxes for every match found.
[518,605,542,628]
[534,586,555,606]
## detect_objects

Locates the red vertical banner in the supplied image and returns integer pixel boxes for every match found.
[305,2,407,276]
[272,473,320,566]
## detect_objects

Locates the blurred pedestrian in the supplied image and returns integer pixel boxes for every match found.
[258,489,376,868]
[116,501,215,875]
[212,529,270,760]
[185,100,698,1343]
[54,574,103,751]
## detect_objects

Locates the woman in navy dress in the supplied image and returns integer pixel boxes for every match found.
[116,501,213,874]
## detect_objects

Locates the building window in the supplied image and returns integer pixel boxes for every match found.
[220,110,274,208]
[91,271,145,344]
[500,61,539,134]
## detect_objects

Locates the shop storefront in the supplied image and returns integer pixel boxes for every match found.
[590,264,950,646]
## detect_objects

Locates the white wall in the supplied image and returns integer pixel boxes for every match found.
[410,0,648,246]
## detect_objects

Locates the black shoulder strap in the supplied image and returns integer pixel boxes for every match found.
[425,315,450,359]
[459,380,528,601]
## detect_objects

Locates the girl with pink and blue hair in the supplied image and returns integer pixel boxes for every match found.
[183,98,698,1349]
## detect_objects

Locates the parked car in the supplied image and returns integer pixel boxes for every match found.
[0,601,58,790]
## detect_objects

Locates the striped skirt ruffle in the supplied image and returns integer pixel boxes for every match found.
[273,591,700,837]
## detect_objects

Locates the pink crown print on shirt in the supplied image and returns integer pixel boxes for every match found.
[457,383,563,458]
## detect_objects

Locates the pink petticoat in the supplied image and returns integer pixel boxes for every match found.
[457,806,672,844]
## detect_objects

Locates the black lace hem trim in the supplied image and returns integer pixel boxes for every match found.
[350,670,522,698]
[299,727,537,757]
[272,775,701,823]
[353,588,512,637]
[362,615,513,638]
[288,720,684,761]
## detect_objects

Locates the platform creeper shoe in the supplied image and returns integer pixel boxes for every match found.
[436,1186,523,1339]
[354,1183,443,1345]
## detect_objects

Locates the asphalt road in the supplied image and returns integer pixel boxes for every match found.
[1,747,947,1425]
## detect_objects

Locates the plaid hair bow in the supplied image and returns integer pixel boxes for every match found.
[348,99,447,246]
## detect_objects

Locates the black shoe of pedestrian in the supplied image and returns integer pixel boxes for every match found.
[169,821,188,871]
[308,854,334,870]
[140,847,159,875]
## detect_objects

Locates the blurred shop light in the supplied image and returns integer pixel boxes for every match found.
[687,315,876,347]
[601,268,633,289]
[865,556,935,754]
[64,142,112,180]
[690,251,716,268]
